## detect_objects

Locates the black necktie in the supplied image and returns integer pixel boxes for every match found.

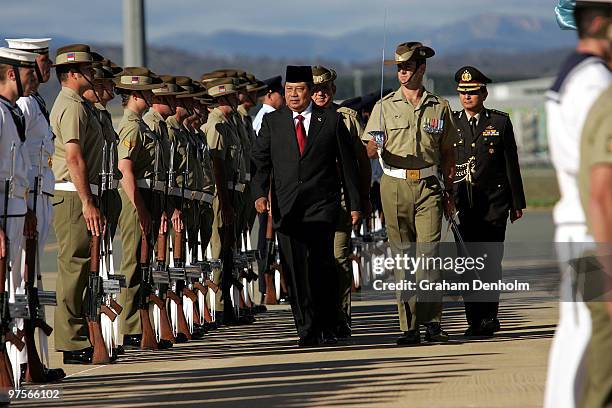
[10,105,26,142]
[469,117,477,138]
[32,92,50,124]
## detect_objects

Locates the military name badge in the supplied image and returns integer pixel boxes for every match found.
[482,125,499,137]
[423,117,444,135]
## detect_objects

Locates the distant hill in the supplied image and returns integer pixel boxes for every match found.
[153,13,575,62]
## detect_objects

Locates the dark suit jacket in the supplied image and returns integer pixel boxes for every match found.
[252,104,361,229]
[453,108,526,224]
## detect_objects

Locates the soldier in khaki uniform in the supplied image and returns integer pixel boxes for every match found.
[114,67,167,350]
[190,92,216,261]
[363,42,456,345]
[50,44,103,364]
[578,84,612,408]
[201,76,244,324]
[311,65,371,337]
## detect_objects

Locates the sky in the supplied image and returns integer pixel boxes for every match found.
[0,0,561,42]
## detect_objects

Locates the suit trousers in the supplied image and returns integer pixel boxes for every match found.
[276,221,337,338]
[457,212,506,326]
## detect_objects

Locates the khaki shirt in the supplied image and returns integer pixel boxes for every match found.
[117,108,157,180]
[142,109,171,182]
[579,85,612,235]
[193,128,215,195]
[202,107,241,184]
[50,87,104,184]
[231,111,249,184]
[166,115,197,189]
[363,88,457,169]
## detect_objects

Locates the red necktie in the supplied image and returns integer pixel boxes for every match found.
[295,114,306,155]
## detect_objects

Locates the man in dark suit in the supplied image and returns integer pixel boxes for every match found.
[452,66,526,337]
[252,65,361,346]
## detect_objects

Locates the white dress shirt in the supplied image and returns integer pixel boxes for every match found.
[253,103,276,136]
[17,94,55,195]
[292,102,313,136]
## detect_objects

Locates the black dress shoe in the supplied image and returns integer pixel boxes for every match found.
[335,323,352,339]
[278,295,290,304]
[123,334,142,349]
[110,349,119,362]
[254,304,267,313]
[115,345,125,355]
[62,348,93,364]
[321,330,338,345]
[297,333,321,347]
[492,318,501,332]
[424,323,449,342]
[397,330,420,346]
[157,339,173,349]
[464,321,494,338]
[20,364,66,383]
[175,332,189,343]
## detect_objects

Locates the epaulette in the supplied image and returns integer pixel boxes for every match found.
[337,106,358,118]
[489,109,509,117]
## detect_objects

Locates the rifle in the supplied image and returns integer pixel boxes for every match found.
[100,139,125,355]
[23,142,57,383]
[168,139,192,340]
[150,140,177,344]
[0,143,26,389]
[138,133,161,350]
[86,140,117,364]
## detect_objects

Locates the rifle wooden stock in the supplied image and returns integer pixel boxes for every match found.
[205,279,219,293]
[23,215,45,384]
[239,290,246,309]
[139,309,158,350]
[157,233,166,262]
[193,281,207,294]
[138,236,157,350]
[4,332,24,352]
[100,304,117,322]
[149,294,176,343]
[33,319,53,337]
[88,321,110,364]
[140,236,148,264]
[109,298,123,315]
[174,230,183,262]
[182,287,197,302]
[88,235,110,364]
[182,287,201,326]
[193,283,214,323]
[166,290,191,340]
[0,352,12,389]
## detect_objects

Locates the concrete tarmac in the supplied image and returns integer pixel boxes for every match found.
[12,210,558,407]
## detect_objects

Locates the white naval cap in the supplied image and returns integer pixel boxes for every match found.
[0,47,38,67]
[5,38,51,54]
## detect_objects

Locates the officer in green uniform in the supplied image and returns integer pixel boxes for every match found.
[578,84,612,408]
[50,44,103,364]
[311,65,371,337]
[363,42,457,345]
[114,67,166,350]
[201,76,244,324]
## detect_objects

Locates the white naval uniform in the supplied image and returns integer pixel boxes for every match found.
[252,103,276,136]
[544,52,612,408]
[17,93,55,367]
[0,97,31,384]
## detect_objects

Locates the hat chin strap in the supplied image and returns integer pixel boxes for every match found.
[79,66,103,105]
[401,59,425,86]
[34,63,44,84]
[13,67,24,99]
